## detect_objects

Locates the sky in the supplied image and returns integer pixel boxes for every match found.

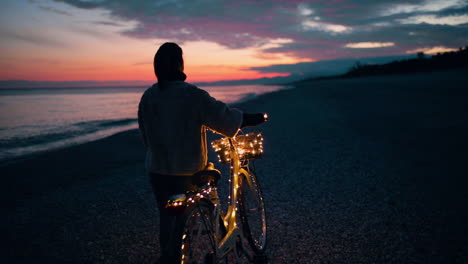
[1,0,467,85]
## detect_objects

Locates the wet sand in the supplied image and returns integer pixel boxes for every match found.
[3,69,468,263]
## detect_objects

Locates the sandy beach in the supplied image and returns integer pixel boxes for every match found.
[3,69,468,263]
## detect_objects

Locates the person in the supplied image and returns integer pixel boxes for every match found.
[138,42,265,263]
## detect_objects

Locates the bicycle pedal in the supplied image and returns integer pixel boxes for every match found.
[253,254,268,264]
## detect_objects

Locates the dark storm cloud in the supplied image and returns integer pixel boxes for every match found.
[438,5,468,16]
[51,0,468,59]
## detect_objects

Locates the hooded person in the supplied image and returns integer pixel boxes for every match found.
[137,42,265,263]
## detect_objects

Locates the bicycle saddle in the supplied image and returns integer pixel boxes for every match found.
[192,162,221,186]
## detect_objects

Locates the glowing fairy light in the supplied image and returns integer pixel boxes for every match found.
[211,132,264,163]
[165,128,267,262]
[165,183,218,214]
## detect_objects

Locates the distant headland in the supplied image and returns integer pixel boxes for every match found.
[304,46,468,82]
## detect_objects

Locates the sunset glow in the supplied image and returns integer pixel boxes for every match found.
[1,0,466,86]
[0,1,308,84]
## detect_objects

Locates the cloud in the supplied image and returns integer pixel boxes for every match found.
[405,46,459,54]
[52,0,104,9]
[39,5,73,16]
[52,0,357,50]
[381,0,468,16]
[297,3,314,16]
[46,0,468,61]
[1,29,66,47]
[93,21,124,27]
[302,20,351,34]
[345,42,395,48]
[398,14,468,26]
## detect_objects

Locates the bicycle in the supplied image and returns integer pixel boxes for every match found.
[165,118,268,263]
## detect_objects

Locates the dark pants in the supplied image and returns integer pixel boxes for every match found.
[149,173,193,262]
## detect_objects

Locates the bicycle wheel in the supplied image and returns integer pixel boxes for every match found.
[177,199,217,264]
[238,171,267,254]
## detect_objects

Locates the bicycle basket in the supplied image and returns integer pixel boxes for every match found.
[211,132,264,164]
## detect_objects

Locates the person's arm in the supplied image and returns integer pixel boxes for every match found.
[240,113,267,128]
[199,89,243,137]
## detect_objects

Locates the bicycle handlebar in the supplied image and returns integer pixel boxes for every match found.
[241,112,268,128]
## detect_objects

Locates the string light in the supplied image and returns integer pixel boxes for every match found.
[211,132,264,163]
[165,130,267,262]
[165,184,218,214]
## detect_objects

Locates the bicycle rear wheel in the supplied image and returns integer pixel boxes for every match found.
[177,199,217,264]
[239,171,267,254]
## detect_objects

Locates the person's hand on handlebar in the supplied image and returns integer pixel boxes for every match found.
[240,113,268,128]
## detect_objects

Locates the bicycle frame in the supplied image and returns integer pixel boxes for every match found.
[176,131,264,263]
[213,136,256,261]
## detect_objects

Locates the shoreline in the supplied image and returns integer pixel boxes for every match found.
[3,67,466,197]
[4,68,467,197]
[7,67,465,165]
[0,123,138,167]
[4,69,468,263]
[0,84,287,165]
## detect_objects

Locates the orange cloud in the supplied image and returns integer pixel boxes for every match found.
[345,42,395,48]
[405,46,458,55]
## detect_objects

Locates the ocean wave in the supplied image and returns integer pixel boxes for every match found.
[0,118,137,149]
[75,118,137,129]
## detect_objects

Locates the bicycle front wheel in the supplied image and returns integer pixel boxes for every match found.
[177,199,217,264]
[239,171,267,254]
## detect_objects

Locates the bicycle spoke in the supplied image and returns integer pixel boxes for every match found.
[248,207,259,212]
[179,201,216,264]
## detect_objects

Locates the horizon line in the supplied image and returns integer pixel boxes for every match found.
[0,53,426,89]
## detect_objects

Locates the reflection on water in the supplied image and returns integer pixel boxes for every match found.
[0,84,285,161]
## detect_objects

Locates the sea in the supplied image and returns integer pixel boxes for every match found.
[0,84,285,163]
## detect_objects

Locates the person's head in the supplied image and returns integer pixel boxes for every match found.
[153,42,186,87]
